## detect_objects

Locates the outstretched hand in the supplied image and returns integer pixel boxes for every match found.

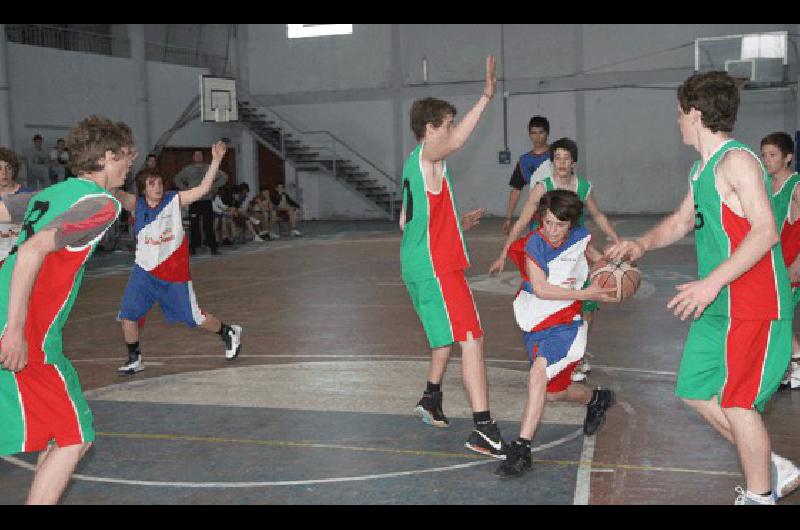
[605,239,645,262]
[211,141,227,162]
[461,208,487,232]
[484,55,496,100]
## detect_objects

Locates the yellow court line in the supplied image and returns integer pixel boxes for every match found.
[95,431,741,477]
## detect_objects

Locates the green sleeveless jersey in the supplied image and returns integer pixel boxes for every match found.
[400,143,469,281]
[690,139,791,320]
[769,172,800,274]
[531,175,592,230]
[770,173,800,230]
[0,178,120,363]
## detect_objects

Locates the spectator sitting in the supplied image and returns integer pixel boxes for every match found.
[49,137,72,183]
[247,186,273,239]
[269,183,302,237]
[231,182,266,243]
[23,134,50,190]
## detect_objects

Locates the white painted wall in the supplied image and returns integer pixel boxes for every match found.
[7,42,236,171]
[248,23,797,215]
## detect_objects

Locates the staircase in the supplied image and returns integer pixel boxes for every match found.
[235,88,401,220]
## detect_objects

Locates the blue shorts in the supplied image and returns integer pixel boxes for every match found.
[118,266,206,327]
[523,321,587,380]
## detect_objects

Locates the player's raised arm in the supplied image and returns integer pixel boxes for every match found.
[422,55,495,162]
[178,141,227,207]
[111,188,137,213]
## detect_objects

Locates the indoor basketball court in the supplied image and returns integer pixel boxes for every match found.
[0,24,799,506]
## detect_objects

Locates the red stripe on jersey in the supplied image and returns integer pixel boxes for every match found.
[25,247,91,364]
[437,271,483,342]
[531,302,582,332]
[148,237,191,283]
[59,200,117,236]
[781,219,800,287]
[15,364,83,452]
[721,204,779,320]
[721,320,770,409]
[428,179,468,276]
[508,232,536,282]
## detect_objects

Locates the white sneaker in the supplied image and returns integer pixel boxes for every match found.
[291,229,302,237]
[253,235,264,242]
[734,486,775,505]
[270,232,280,239]
[577,359,591,374]
[117,353,144,376]
[223,324,243,360]
[571,371,587,383]
[772,453,800,499]
[784,361,800,389]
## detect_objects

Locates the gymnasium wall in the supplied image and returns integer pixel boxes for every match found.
[248,23,797,215]
[6,42,236,178]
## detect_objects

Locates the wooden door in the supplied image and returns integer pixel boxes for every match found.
[257,141,285,192]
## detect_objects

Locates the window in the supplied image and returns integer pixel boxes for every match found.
[287,24,353,39]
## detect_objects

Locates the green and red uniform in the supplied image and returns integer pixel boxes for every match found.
[769,172,800,308]
[676,140,792,411]
[0,179,120,454]
[401,143,482,348]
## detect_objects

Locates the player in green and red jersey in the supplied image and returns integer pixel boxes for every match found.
[761,132,800,388]
[607,72,800,505]
[0,116,134,504]
[401,55,508,458]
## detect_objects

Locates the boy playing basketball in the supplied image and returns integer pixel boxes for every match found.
[0,115,131,504]
[114,141,242,376]
[760,132,800,389]
[607,71,800,504]
[495,190,617,478]
[490,137,619,382]
[401,55,505,457]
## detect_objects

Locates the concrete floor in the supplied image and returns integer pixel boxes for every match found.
[2,216,799,505]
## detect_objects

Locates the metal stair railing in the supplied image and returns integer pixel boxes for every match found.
[236,85,400,219]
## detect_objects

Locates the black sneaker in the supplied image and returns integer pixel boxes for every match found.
[495,441,532,478]
[413,392,449,428]
[584,388,616,435]
[465,420,508,459]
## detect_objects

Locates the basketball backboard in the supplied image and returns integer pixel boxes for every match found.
[200,75,238,123]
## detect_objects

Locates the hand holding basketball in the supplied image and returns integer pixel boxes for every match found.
[583,283,619,303]
[589,258,641,303]
[667,278,721,321]
[605,239,645,262]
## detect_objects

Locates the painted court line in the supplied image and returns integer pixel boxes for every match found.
[68,352,678,377]
[0,429,583,489]
[573,435,595,505]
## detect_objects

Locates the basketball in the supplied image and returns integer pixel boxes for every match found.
[589,258,641,303]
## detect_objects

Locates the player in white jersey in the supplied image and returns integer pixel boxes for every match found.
[0,147,34,265]
[112,141,243,375]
